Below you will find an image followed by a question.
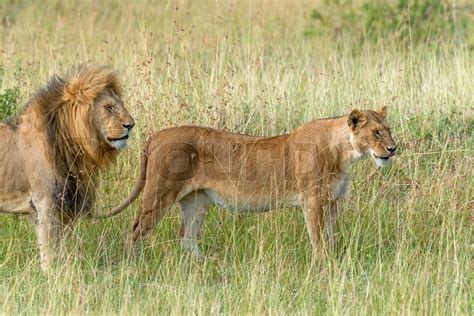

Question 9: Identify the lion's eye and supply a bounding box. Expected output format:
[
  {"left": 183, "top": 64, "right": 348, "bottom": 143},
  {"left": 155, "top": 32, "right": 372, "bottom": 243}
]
[
  {"left": 374, "top": 130, "right": 381, "bottom": 138},
  {"left": 105, "top": 105, "right": 114, "bottom": 113}
]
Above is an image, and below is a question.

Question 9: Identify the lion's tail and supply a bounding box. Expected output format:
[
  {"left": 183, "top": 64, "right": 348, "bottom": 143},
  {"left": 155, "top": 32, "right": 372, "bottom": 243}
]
[{"left": 93, "top": 139, "right": 150, "bottom": 219}]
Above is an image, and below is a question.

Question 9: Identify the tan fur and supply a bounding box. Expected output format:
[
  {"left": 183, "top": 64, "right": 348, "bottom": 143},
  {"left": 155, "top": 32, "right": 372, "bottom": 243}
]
[
  {"left": 107, "top": 108, "right": 396, "bottom": 257},
  {"left": 0, "top": 65, "right": 135, "bottom": 270}
]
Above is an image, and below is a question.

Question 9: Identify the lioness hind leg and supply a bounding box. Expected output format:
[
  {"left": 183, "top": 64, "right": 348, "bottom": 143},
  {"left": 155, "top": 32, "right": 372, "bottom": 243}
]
[
  {"left": 179, "top": 190, "right": 211, "bottom": 259},
  {"left": 130, "top": 185, "right": 177, "bottom": 254}
]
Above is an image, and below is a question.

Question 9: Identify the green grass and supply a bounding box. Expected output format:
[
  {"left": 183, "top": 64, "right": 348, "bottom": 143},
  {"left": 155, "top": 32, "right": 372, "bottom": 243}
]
[{"left": 0, "top": 0, "right": 473, "bottom": 314}]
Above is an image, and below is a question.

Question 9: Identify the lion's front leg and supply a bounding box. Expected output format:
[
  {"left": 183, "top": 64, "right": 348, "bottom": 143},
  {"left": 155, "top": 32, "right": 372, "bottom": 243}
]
[{"left": 31, "top": 196, "right": 62, "bottom": 271}]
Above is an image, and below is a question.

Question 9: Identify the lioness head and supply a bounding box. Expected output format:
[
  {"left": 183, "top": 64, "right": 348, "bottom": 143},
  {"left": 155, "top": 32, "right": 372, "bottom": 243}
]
[
  {"left": 348, "top": 107, "right": 397, "bottom": 167},
  {"left": 92, "top": 87, "right": 135, "bottom": 150}
]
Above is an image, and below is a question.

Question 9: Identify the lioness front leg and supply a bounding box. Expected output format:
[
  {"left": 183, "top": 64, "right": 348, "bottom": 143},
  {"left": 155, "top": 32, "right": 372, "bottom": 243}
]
[
  {"left": 326, "top": 200, "right": 338, "bottom": 250},
  {"left": 31, "top": 196, "right": 61, "bottom": 271},
  {"left": 303, "top": 196, "right": 325, "bottom": 252}
]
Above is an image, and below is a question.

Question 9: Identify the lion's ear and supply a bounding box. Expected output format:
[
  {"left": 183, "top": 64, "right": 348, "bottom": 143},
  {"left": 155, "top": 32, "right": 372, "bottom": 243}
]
[
  {"left": 377, "top": 106, "right": 388, "bottom": 118},
  {"left": 64, "top": 80, "right": 93, "bottom": 105},
  {"left": 64, "top": 80, "right": 81, "bottom": 104},
  {"left": 348, "top": 109, "right": 367, "bottom": 129}
]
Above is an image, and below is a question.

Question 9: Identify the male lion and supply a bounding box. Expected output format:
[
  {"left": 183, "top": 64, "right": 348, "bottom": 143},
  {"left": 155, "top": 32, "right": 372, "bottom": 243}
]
[
  {"left": 0, "top": 65, "right": 135, "bottom": 270},
  {"left": 105, "top": 107, "right": 396, "bottom": 257}
]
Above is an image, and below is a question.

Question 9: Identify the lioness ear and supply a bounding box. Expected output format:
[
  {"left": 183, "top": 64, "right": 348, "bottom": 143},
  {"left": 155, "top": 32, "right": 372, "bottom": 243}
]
[
  {"left": 348, "top": 109, "right": 367, "bottom": 129},
  {"left": 377, "top": 106, "right": 388, "bottom": 118}
]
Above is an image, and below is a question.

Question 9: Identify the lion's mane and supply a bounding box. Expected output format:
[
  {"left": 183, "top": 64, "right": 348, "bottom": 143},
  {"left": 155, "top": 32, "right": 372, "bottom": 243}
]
[{"left": 11, "top": 65, "right": 123, "bottom": 215}]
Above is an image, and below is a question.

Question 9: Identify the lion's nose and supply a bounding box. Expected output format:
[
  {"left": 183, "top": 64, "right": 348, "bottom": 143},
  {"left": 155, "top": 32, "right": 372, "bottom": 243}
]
[
  {"left": 386, "top": 146, "right": 397, "bottom": 153},
  {"left": 123, "top": 122, "right": 135, "bottom": 131}
]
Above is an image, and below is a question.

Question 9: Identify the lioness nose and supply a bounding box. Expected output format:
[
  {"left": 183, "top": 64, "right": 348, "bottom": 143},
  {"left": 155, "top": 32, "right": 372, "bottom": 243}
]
[
  {"left": 386, "top": 146, "right": 397, "bottom": 153},
  {"left": 123, "top": 123, "right": 135, "bottom": 131}
]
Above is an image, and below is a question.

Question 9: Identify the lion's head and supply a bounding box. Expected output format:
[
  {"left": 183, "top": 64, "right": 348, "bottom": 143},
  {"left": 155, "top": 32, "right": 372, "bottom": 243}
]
[
  {"left": 348, "top": 107, "right": 397, "bottom": 167},
  {"left": 87, "top": 83, "right": 135, "bottom": 151},
  {"left": 32, "top": 65, "right": 135, "bottom": 168},
  {"left": 25, "top": 65, "right": 135, "bottom": 214},
  {"left": 61, "top": 65, "right": 135, "bottom": 155}
]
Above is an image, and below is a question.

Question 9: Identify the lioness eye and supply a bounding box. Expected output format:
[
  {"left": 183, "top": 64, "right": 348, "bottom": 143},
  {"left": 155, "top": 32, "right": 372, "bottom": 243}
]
[
  {"left": 106, "top": 105, "right": 114, "bottom": 113},
  {"left": 374, "top": 130, "right": 381, "bottom": 138}
]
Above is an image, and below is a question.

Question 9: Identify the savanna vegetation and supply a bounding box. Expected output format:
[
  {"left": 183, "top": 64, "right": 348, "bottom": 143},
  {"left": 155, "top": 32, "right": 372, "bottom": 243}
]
[{"left": 0, "top": 0, "right": 472, "bottom": 314}]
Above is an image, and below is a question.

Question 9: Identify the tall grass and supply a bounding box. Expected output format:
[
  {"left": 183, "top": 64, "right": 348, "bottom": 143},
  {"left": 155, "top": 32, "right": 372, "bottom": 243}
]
[{"left": 0, "top": 0, "right": 472, "bottom": 314}]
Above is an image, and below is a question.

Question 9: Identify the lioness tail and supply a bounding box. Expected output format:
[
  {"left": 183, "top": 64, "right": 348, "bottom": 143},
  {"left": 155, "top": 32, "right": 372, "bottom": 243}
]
[{"left": 93, "top": 139, "right": 149, "bottom": 219}]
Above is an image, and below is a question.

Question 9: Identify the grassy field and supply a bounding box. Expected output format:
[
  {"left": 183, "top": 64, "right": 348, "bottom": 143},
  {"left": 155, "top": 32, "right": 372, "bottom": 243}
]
[{"left": 0, "top": 0, "right": 473, "bottom": 314}]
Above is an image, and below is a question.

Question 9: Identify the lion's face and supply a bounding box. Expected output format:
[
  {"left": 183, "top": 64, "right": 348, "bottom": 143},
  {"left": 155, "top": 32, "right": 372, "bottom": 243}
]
[
  {"left": 92, "top": 87, "right": 135, "bottom": 150},
  {"left": 348, "top": 107, "right": 397, "bottom": 167}
]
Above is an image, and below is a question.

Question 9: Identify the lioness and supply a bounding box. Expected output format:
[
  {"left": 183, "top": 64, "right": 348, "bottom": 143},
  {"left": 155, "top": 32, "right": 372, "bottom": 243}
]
[
  {"left": 0, "top": 65, "right": 135, "bottom": 270},
  {"left": 105, "top": 108, "right": 396, "bottom": 257}
]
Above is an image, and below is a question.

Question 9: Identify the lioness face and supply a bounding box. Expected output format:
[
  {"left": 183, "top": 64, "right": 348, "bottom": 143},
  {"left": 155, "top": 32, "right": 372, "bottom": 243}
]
[
  {"left": 348, "top": 107, "right": 397, "bottom": 167},
  {"left": 93, "top": 87, "right": 135, "bottom": 150}
]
